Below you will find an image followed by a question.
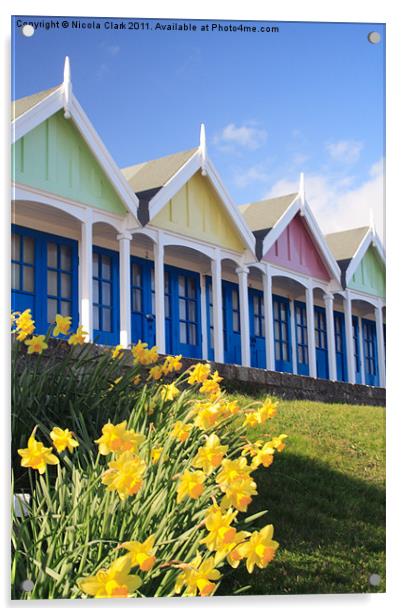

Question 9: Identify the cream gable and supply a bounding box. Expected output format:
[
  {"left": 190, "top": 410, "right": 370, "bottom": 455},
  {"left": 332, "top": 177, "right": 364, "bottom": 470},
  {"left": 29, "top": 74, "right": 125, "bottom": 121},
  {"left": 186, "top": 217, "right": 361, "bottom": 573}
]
[{"left": 152, "top": 171, "right": 246, "bottom": 252}]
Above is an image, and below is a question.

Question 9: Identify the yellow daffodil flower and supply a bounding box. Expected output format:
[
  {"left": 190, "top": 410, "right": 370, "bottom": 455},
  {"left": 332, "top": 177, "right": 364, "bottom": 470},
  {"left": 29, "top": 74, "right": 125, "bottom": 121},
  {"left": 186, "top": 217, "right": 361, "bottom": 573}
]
[
  {"left": 269, "top": 434, "right": 288, "bottom": 452},
  {"left": 174, "top": 553, "right": 221, "bottom": 597},
  {"left": 50, "top": 427, "right": 79, "bottom": 453},
  {"left": 53, "top": 314, "right": 72, "bottom": 337},
  {"left": 95, "top": 420, "right": 145, "bottom": 455},
  {"left": 220, "top": 477, "right": 258, "bottom": 512},
  {"left": 131, "top": 340, "right": 158, "bottom": 365},
  {"left": 176, "top": 469, "right": 205, "bottom": 503},
  {"left": 18, "top": 428, "right": 59, "bottom": 474},
  {"left": 192, "top": 434, "right": 228, "bottom": 475},
  {"left": 187, "top": 363, "right": 211, "bottom": 384},
  {"left": 14, "top": 309, "right": 35, "bottom": 341},
  {"left": 162, "top": 355, "right": 182, "bottom": 375},
  {"left": 192, "top": 400, "right": 223, "bottom": 431},
  {"left": 257, "top": 398, "right": 278, "bottom": 422},
  {"left": 68, "top": 325, "right": 88, "bottom": 346},
  {"left": 132, "top": 375, "right": 142, "bottom": 385},
  {"left": 250, "top": 443, "right": 275, "bottom": 469},
  {"left": 171, "top": 421, "right": 192, "bottom": 443},
  {"left": 101, "top": 451, "right": 146, "bottom": 500},
  {"left": 200, "top": 503, "right": 238, "bottom": 552},
  {"left": 236, "top": 524, "right": 279, "bottom": 573},
  {"left": 24, "top": 335, "right": 48, "bottom": 354},
  {"left": 120, "top": 534, "right": 156, "bottom": 571},
  {"left": 77, "top": 554, "right": 142, "bottom": 598},
  {"left": 242, "top": 411, "right": 259, "bottom": 428},
  {"left": 111, "top": 344, "right": 124, "bottom": 360},
  {"left": 216, "top": 457, "right": 252, "bottom": 488},
  {"left": 151, "top": 447, "right": 163, "bottom": 463},
  {"left": 148, "top": 365, "right": 163, "bottom": 381},
  {"left": 160, "top": 383, "right": 180, "bottom": 401}
]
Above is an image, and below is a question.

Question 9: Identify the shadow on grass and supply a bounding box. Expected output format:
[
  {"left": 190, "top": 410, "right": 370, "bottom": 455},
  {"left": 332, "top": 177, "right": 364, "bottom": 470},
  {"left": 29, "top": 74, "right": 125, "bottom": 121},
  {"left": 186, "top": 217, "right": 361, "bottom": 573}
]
[{"left": 217, "top": 451, "right": 386, "bottom": 596}]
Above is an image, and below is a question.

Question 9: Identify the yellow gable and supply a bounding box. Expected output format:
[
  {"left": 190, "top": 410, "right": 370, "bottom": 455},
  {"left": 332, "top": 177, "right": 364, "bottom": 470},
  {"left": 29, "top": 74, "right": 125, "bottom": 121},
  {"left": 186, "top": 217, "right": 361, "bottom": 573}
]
[{"left": 152, "top": 171, "right": 246, "bottom": 252}]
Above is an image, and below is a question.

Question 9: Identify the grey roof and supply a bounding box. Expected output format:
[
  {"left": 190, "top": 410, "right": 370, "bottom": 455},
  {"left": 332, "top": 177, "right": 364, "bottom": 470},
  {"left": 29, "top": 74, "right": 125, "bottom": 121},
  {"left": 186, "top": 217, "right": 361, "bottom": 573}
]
[
  {"left": 239, "top": 193, "right": 298, "bottom": 232},
  {"left": 12, "top": 85, "right": 60, "bottom": 121},
  {"left": 121, "top": 147, "right": 198, "bottom": 195},
  {"left": 325, "top": 226, "right": 369, "bottom": 261}
]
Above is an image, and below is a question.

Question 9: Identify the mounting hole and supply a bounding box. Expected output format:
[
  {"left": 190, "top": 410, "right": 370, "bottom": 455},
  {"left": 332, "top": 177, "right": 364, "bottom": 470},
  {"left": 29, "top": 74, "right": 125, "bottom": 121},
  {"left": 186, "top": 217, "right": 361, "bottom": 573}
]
[
  {"left": 22, "top": 24, "right": 35, "bottom": 37},
  {"left": 368, "top": 31, "right": 381, "bottom": 44},
  {"left": 21, "top": 579, "right": 34, "bottom": 592},
  {"left": 369, "top": 573, "right": 381, "bottom": 586}
]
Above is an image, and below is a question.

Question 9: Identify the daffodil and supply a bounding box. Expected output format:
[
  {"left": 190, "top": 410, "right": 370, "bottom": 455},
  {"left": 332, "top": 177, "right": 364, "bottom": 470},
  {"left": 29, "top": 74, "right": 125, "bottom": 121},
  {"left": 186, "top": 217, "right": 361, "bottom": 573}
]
[
  {"left": 236, "top": 524, "right": 279, "bottom": 573},
  {"left": 68, "top": 325, "right": 88, "bottom": 346},
  {"left": 148, "top": 365, "right": 163, "bottom": 381},
  {"left": 216, "top": 457, "right": 252, "bottom": 488},
  {"left": 101, "top": 451, "right": 146, "bottom": 500},
  {"left": 176, "top": 469, "right": 205, "bottom": 503},
  {"left": 50, "top": 427, "right": 79, "bottom": 453},
  {"left": 171, "top": 421, "right": 192, "bottom": 443},
  {"left": 131, "top": 341, "right": 158, "bottom": 365},
  {"left": 220, "top": 477, "right": 257, "bottom": 512},
  {"left": 151, "top": 447, "right": 163, "bottom": 463},
  {"left": 250, "top": 443, "right": 275, "bottom": 469},
  {"left": 200, "top": 503, "right": 238, "bottom": 552},
  {"left": 18, "top": 428, "right": 59, "bottom": 474},
  {"left": 95, "top": 421, "right": 145, "bottom": 455},
  {"left": 187, "top": 363, "right": 211, "bottom": 384},
  {"left": 53, "top": 314, "right": 72, "bottom": 337},
  {"left": 77, "top": 555, "right": 142, "bottom": 598},
  {"left": 257, "top": 398, "right": 278, "bottom": 422},
  {"left": 174, "top": 553, "right": 221, "bottom": 597},
  {"left": 24, "top": 335, "right": 48, "bottom": 355},
  {"left": 120, "top": 534, "right": 156, "bottom": 571},
  {"left": 162, "top": 355, "right": 182, "bottom": 375},
  {"left": 199, "top": 371, "right": 223, "bottom": 398},
  {"left": 160, "top": 383, "right": 180, "bottom": 401},
  {"left": 132, "top": 375, "right": 142, "bottom": 385},
  {"left": 192, "top": 400, "right": 223, "bottom": 431},
  {"left": 111, "top": 344, "right": 124, "bottom": 360},
  {"left": 269, "top": 434, "right": 288, "bottom": 452},
  {"left": 192, "top": 434, "right": 228, "bottom": 475},
  {"left": 242, "top": 411, "right": 259, "bottom": 428},
  {"left": 14, "top": 309, "right": 35, "bottom": 341}
]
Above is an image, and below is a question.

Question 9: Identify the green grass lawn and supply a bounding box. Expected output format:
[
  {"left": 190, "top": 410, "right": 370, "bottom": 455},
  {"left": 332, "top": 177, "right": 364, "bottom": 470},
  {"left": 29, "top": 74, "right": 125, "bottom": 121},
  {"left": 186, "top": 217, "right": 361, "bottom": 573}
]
[{"left": 218, "top": 396, "right": 386, "bottom": 596}]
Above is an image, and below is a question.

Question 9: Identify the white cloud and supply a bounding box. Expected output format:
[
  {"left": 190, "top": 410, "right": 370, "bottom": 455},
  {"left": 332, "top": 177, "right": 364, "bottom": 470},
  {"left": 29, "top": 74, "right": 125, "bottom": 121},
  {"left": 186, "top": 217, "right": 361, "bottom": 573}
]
[
  {"left": 326, "top": 140, "right": 364, "bottom": 165},
  {"left": 234, "top": 165, "right": 270, "bottom": 188},
  {"left": 214, "top": 122, "right": 267, "bottom": 151},
  {"left": 264, "top": 159, "right": 385, "bottom": 243}
]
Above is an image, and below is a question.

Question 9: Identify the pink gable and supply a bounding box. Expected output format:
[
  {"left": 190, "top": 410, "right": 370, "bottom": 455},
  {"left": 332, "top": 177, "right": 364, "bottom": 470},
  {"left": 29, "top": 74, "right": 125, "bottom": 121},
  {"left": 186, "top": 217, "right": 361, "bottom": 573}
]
[{"left": 263, "top": 213, "right": 330, "bottom": 281}]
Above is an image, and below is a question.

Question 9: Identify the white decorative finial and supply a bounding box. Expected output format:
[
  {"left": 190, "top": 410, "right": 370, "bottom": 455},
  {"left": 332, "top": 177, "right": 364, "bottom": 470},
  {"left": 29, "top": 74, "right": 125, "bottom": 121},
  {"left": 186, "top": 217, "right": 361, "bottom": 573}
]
[
  {"left": 63, "top": 56, "right": 72, "bottom": 119},
  {"left": 299, "top": 171, "right": 305, "bottom": 213},
  {"left": 200, "top": 123, "right": 207, "bottom": 176},
  {"left": 369, "top": 208, "right": 375, "bottom": 231}
]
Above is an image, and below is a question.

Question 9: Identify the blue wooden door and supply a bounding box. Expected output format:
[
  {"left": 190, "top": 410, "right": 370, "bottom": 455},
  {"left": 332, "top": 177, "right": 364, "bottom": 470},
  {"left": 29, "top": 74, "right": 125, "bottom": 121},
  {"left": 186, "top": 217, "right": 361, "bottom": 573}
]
[
  {"left": 362, "top": 318, "right": 379, "bottom": 386},
  {"left": 352, "top": 316, "right": 362, "bottom": 384},
  {"left": 294, "top": 300, "right": 309, "bottom": 375},
  {"left": 92, "top": 246, "right": 119, "bottom": 346},
  {"left": 205, "top": 278, "right": 242, "bottom": 364},
  {"left": 11, "top": 225, "right": 78, "bottom": 335},
  {"left": 249, "top": 288, "right": 266, "bottom": 368},
  {"left": 222, "top": 280, "right": 242, "bottom": 365},
  {"left": 205, "top": 276, "right": 215, "bottom": 361},
  {"left": 130, "top": 256, "right": 155, "bottom": 347},
  {"left": 314, "top": 306, "right": 329, "bottom": 379},
  {"left": 273, "top": 295, "right": 292, "bottom": 373},
  {"left": 334, "top": 311, "right": 348, "bottom": 382},
  {"left": 165, "top": 265, "right": 202, "bottom": 359}
]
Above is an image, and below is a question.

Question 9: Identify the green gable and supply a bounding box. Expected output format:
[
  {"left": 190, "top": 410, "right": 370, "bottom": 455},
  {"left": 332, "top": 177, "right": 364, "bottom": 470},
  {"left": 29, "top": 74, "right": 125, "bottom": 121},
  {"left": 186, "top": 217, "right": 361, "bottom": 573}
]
[
  {"left": 349, "top": 245, "right": 385, "bottom": 298},
  {"left": 12, "top": 110, "right": 127, "bottom": 215}
]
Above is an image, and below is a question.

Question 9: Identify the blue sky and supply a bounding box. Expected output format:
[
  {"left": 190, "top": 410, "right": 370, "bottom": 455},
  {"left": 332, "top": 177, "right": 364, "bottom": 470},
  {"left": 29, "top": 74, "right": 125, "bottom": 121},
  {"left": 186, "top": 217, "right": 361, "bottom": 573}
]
[{"left": 12, "top": 16, "right": 385, "bottom": 238}]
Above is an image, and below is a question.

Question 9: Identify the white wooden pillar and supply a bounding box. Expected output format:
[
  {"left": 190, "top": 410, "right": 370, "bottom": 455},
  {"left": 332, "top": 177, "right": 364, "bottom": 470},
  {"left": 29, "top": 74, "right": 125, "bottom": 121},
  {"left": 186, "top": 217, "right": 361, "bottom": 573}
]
[
  {"left": 79, "top": 213, "right": 93, "bottom": 341},
  {"left": 117, "top": 232, "right": 132, "bottom": 348},
  {"left": 200, "top": 273, "right": 209, "bottom": 360},
  {"left": 236, "top": 266, "right": 250, "bottom": 367},
  {"left": 358, "top": 316, "right": 366, "bottom": 385},
  {"left": 211, "top": 250, "right": 224, "bottom": 363},
  {"left": 343, "top": 292, "right": 356, "bottom": 384},
  {"left": 263, "top": 265, "right": 275, "bottom": 370},
  {"left": 375, "top": 305, "right": 386, "bottom": 387},
  {"left": 306, "top": 285, "right": 317, "bottom": 378},
  {"left": 289, "top": 299, "right": 298, "bottom": 374},
  {"left": 153, "top": 236, "right": 165, "bottom": 354},
  {"left": 324, "top": 293, "right": 337, "bottom": 381}
]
